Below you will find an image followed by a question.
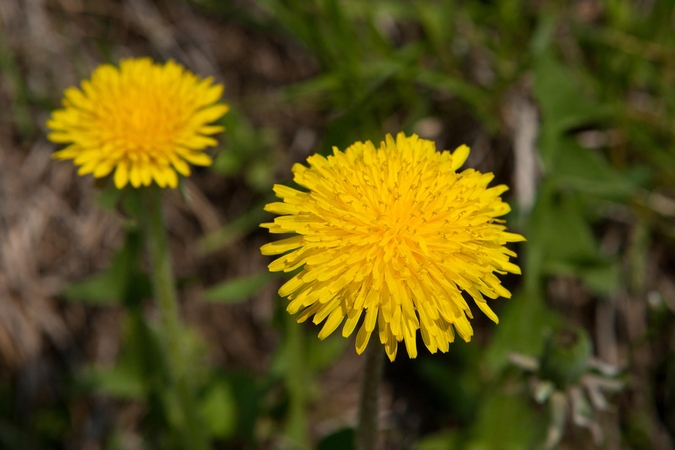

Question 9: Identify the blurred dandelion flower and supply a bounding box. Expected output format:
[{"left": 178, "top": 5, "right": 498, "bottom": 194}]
[
  {"left": 261, "top": 132, "right": 524, "bottom": 361},
  {"left": 47, "top": 57, "right": 229, "bottom": 189}
]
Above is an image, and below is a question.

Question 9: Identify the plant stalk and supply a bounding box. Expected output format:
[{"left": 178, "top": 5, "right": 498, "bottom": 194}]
[
  {"left": 284, "top": 312, "right": 309, "bottom": 448},
  {"left": 356, "top": 339, "right": 384, "bottom": 450},
  {"left": 141, "top": 187, "right": 209, "bottom": 450}
]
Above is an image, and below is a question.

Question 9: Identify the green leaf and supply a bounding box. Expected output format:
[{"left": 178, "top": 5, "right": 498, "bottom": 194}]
[
  {"left": 60, "top": 271, "right": 125, "bottom": 306},
  {"left": 549, "top": 138, "right": 636, "bottom": 200},
  {"left": 283, "top": 73, "right": 341, "bottom": 101},
  {"left": 96, "top": 184, "right": 124, "bottom": 210},
  {"left": 530, "top": 12, "right": 557, "bottom": 56},
  {"left": 201, "top": 381, "right": 237, "bottom": 439},
  {"left": 580, "top": 262, "right": 621, "bottom": 296},
  {"left": 104, "top": 431, "right": 127, "bottom": 450},
  {"left": 416, "top": 1, "right": 456, "bottom": 57},
  {"left": 415, "top": 431, "right": 459, "bottom": 450},
  {"left": 61, "top": 229, "right": 150, "bottom": 305},
  {"left": 199, "top": 202, "right": 272, "bottom": 255},
  {"left": 79, "top": 364, "right": 145, "bottom": 399},
  {"left": 76, "top": 311, "right": 168, "bottom": 402},
  {"left": 245, "top": 160, "right": 275, "bottom": 192},
  {"left": 534, "top": 53, "right": 610, "bottom": 133},
  {"left": 533, "top": 53, "right": 613, "bottom": 167},
  {"left": 205, "top": 272, "right": 277, "bottom": 303},
  {"left": 279, "top": 313, "right": 310, "bottom": 447},
  {"left": 534, "top": 191, "right": 602, "bottom": 266},
  {"left": 32, "top": 407, "right": 70, "bottom": 442},
  {"left": 211, "top": 107, "right": 277, "bottom": 181},
  {"left": 306, "top": 331, "right": 349, "bottom": 372},
  {"left": 533, "top": 188, "right": 624, "bottom": 294},
  {"left": 414, "top": 69, "right": 497, "bottom": 131},
  {"left": 415, "top": 69, "right": 488, "bottom": 107},
  {"left": 416, "top": 350, "right": 481, "bottom": 423},
  {"left": 463, "top": 392, "right": 545, "bottom": 450},
  {"left": 227, "top": 371, "right": 267, "bottom": 444},
  {"left": 212, "top": 150, "right": 241, "bottom": 175},
  {"left": 485, "top": 292, "right": 561, "bottom": 373}
]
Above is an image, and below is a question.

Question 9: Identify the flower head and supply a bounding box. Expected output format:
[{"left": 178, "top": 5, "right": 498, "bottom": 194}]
[
  {"left": 47, "top": 57, "right": 229, "bottom": 189},
  {"left": 261, "top": 133, "right": 524, "bottom": 361}
]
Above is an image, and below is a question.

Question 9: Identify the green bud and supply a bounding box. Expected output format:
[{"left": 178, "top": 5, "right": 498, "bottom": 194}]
[{"left": 538, "top": 326, "right": 592, "bottom": 389}]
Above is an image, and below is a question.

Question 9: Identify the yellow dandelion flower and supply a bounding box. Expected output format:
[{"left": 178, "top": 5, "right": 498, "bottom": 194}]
[
  {"left": 261, "top": 132, "right": 525, "bottom": 361},
  {"left": 47, "top": 57, "right": 229, "bottom": 189}
]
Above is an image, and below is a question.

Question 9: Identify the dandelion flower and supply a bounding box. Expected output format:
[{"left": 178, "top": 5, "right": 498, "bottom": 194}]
[
  {"left": 47, "top": 57, "right": 229, "bottom": 189},
  {"left": 261, "top": 133, "right": 524, "bottom": 361}
]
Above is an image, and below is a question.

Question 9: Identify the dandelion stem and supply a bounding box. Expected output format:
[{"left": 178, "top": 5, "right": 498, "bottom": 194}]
[
  {"left": 284, "top": 312, "right": 309, "bottom": 448},
  {"left": 141, "top": 187, "right": 209, "bottom": 450},
  {"left": 356, "top": 339, "right": 384, "bottom": 450}
]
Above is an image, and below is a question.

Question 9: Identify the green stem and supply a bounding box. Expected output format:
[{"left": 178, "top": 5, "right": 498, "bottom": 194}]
[
  {"left": 141, "top": 187, "right": 209, "bottom": 450},
  {"left": 284, "top": 313, "right": 309, "bottom": 448},
  {"left": 356, "top": 340, "right": 384, "bottom": 450}
]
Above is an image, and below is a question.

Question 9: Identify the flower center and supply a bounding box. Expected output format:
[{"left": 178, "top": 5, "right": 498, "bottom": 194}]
[
  {"left": 376, "top": 211, "right": 413, "bottom": 246},
  {"left": 99, "top": 90, "right": 183, "bottom": 157}
]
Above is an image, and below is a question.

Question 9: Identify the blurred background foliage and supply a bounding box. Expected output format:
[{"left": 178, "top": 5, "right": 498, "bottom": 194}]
[{"left": 0, "top": 0, "right": 674, "bottom": 449}]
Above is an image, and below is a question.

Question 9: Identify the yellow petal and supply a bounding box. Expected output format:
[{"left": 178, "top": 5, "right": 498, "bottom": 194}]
[
  {"left": 199, "top": 125, "right": 225, "bottom": 135},
  {"left": 151, "top": 165, "right": 167, "bottom": 188},
  {"left": 384, "top": 333, "right": 398, "bottom": 362},
  {"left": 260, "top": 236, "right": 304, "bottom": 256},
  {"left": 475, "top": 300, "right": 499, "bottom": 324},
  {"left": 278, "top": 273, "right": 305, "bottom": 297},
  {"left": 114, "top": 161, "right": 129, "bottom": 189},
  {"left": 502, "top": 232, "right": 526, "bottom": 242},
  {"left": 129, "top": 164, "right": 142, "bottom": 188},
  {"left": 342, "top": 308, "right": 363, "bottom": 338},
  {"left": 163, "top": 166, "right": 178, "bottom": 188},
  {"left": 355, "top": 324, "right": 372, "bottom": 355},
  {"left": 317, "top": 303, "right": 345, "bottom": 339},
  {"left": 180, "top": 151, "right": 212, "bottom": 166},
  {"left": 140, "top": 164, "right": 152, "bottom": 186},
  {"left": 47, "top": 132, "right": 74, "bottom": 144},
  {"left": 264, "top": 202, "right": 298, "bottom": 215},
  {"left": 52, "top": 146, "right": 79, "bottom": 160},
  {"left": 191, "top": 104, "right": 230, "bottom": 125},
  {"left": 181, "top": 135, "right": 218, "bottom": 150},
  {"left": 93, "top": 162, "right": 115, "bottom": 178},
  {"left": 170, "top": 156, "right": 191, "bottom": 176},
  {"left": 451, "top": 144, "right": 470, "bottom": 171}
]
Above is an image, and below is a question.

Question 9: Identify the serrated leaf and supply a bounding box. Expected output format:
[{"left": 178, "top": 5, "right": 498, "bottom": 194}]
[
  {"left": 534, "top": 53, "right": 614, "bottom": 167},
  {"left": 534, "top": 53, "right": 611, "bottom": 134},
  {"left": 550, "top": 138, "right": 636, "bottom": 200},
  {"left": 535, "top": 192, "right": 603, "bottom": 266}
]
